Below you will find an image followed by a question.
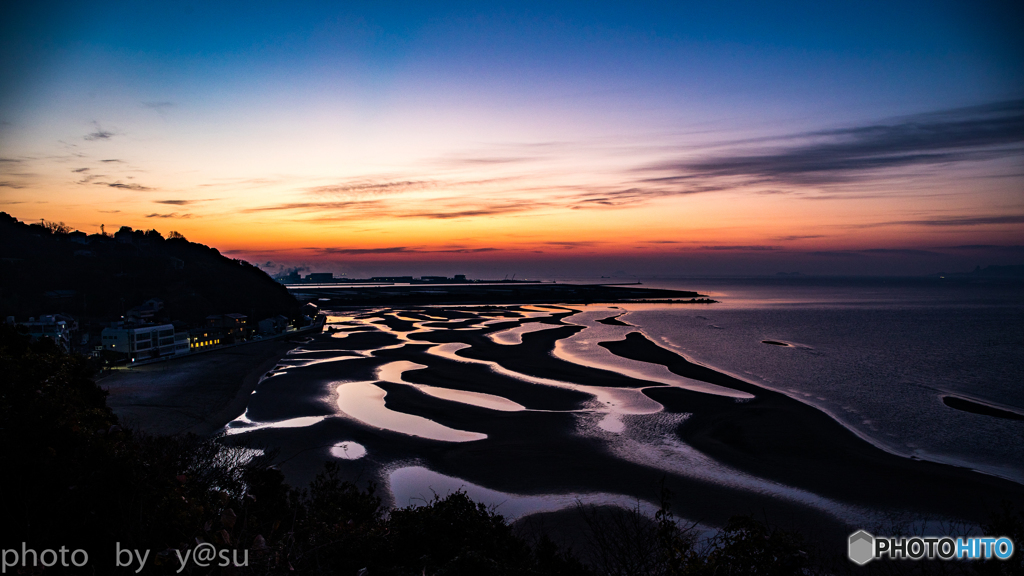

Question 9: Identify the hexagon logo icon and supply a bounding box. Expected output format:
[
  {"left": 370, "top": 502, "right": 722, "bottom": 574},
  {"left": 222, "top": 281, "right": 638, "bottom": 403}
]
[{"left": 848, "top": 530, "right": 875, "bottom": 565}]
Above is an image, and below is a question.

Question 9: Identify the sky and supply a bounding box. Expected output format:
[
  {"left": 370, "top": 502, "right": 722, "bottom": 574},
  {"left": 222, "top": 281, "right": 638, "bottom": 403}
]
[{"left": 1, "top": 1, "right": 1022, "bottom": 278}]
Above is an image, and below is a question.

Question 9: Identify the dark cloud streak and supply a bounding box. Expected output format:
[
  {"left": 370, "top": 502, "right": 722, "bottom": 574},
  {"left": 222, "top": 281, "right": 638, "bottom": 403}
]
[
  {"left": 98, "top": 181, "right": 152, "bottom": 191},
  {"left": 84, "top": 121, "right": 115, "bottom": 141},
  {"left": 155, "top": 199, "right": 216, "bottom": 206},
  {"left": 700, "top": 245, "right": 779, "bottom": 251},
  {"left": 315, "top": 246, "right": 500, "bottom": 255},
  {"left": 900, "top": 215, "right": 1024, "bottom": 227},
  {"left": 145, "top": 213, "right": 192, "bottom": 219},
  {"left": 775, "top": 235, "right": 826, "bottom": 241},
  {"left": 645, "top": 99, "right": 1024, "bottom": 187}
]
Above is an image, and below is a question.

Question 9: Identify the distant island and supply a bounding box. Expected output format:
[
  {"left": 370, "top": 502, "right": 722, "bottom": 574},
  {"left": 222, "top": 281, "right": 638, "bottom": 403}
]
[{"left": 289, "top": 281, "right": 715, "bottom": 306}]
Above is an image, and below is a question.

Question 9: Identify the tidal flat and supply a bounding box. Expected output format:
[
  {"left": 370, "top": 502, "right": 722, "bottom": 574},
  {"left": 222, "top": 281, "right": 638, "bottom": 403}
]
[{"left": 214, "top": 304, "right": 1024, "bottom": 544}]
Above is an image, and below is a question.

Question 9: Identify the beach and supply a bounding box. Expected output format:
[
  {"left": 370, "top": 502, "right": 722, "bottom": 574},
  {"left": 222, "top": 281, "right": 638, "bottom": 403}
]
[{"left": 155, "top": 302, "right": 1021, "bottom": 548}]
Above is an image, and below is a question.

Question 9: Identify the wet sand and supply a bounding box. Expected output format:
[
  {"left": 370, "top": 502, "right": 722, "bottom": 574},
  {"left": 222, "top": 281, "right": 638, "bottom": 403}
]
[
  {"left": 942, "top": 395, "right": 1024, "bottom": 421},
  {"left": 603, "top": 332, "right": 1024, "bottom": 526},
  {"left": 596, "top": 314, "right": 631, "bottom": 326},
  {"left": 215, "top": 308, "right": 1023, "bottom": 551},
  {"left": 108, "top": 305, "right": 1022, "bottom": 552}
]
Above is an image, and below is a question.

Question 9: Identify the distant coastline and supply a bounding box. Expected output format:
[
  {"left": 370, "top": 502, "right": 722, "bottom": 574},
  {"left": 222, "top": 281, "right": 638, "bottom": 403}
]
[{"left": 287, "top": 281, "right": 714, "bottom": 306}]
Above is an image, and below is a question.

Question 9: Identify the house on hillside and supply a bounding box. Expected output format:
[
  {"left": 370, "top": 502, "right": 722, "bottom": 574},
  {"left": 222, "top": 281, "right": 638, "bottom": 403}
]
[
  {"left": 14, "top": 314, "right": 76, "bottom": 351},
  {"left": 206, "top": 313, "right": 249, "bottom": 342},
  {"left": 257, "top": 314, "right": 290, "bottom": 336},
  {"left": 126, "top": 298, "right": 164, "bottom": 323}
]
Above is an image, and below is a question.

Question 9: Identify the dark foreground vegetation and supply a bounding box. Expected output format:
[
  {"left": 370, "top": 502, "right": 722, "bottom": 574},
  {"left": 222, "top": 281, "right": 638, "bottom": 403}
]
[
  {"left": 3, "top": 324, "right": 1022, "bottom": 575},
  {"left": 0, "top": 213, "right": 297, "bottom": 324}
]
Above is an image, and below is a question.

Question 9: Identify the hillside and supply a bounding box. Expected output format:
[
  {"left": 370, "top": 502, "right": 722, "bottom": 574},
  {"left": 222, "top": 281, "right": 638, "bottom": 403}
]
[{"left": 0, "top": 213, "right": 298, "bottom": 324}]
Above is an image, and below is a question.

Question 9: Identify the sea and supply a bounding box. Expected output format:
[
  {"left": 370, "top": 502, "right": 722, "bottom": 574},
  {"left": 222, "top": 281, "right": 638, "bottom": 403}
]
[{"left": 557, "top": 275, "right": 1024, "bottom": 483}]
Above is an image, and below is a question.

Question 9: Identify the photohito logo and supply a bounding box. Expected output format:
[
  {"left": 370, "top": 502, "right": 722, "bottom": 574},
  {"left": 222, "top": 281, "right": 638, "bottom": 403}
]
[{"left": 848, "top": 530, "right": 1015, "bottom": 565}]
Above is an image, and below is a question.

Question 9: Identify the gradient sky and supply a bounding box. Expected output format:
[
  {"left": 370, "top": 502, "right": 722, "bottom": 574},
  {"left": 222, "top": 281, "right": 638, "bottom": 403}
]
[{"left": 2, "top": 1, "right": 1022, "bottom": 277}]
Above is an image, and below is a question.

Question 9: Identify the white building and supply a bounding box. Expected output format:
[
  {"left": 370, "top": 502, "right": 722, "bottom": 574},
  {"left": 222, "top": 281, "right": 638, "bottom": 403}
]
[
  {"left": 101, "top": 324, "right": 189, "bottom": 361},
  {"left": 16, "top": 314, "right": 75, "bottom": 351}
]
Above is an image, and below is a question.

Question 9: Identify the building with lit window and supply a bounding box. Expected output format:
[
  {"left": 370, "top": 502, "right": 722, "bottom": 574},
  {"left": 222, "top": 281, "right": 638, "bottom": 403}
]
[
  {"left": 205, "top": 313, "right": 249, "bottom": 342},
  {"left": 188, "top": 330, "right": 221, "bottom": 350}
]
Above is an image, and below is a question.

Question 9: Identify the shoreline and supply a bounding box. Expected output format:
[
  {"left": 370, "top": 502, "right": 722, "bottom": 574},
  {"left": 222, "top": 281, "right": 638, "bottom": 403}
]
[
  {"left": 601, "top": 332, "right": 1024, "bottom": 525},
  {"left": 292, "top": 282, "right": 708, "bottom": 307},
  {"left": 942, "top": 395, "right": 1024, "bottom": 421},
  {"left": 101, "top": 303, "right": 1022, "bottom": 548}
]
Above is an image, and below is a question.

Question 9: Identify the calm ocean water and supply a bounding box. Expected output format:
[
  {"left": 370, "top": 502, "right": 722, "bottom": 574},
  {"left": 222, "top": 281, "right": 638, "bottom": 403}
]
[{"left": 556, "top": 276, "right": 1024, "bottom": 482}]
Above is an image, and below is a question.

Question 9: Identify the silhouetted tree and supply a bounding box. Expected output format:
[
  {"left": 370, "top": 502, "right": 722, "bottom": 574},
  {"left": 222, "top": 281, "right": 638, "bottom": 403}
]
[{"left": 41, "top": 219, "right": 71, "bottom": 235}]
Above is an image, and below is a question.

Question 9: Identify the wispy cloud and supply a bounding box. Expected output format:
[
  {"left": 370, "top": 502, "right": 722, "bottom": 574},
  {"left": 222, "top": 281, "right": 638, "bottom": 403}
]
[
  {"left": 306, "top": 180, "right": 436, "bottom": 197},
  {"left": 809, "top": 250, "right": 865, "bottom": 258},
  {"left": 858, "top": 248, "right": 942, "bottom": 256},
  {"left": 851, "top": 214, "right": 1024, "bottom": 229},
  {"left": 144, "top": 101, "right": 1023, "bottom": 228},
  {"left": 142, "top": 101, "right": 174, "bottom": 112},
  {"left": 242, "top": 200, "right": 384, "bottom": 214},
  {"left": 97, "top": 181, "right": 153, "bottom": 191},
  {"left": 700, "top": 245, "right": 779, "bottom": 251},
  {"left": 433, "top": 154, "right": 540, "bottom": 168},
  {"left": 315, "top": 246, "right": 500, "bottom": 255},
  {"left": 810, "top": 248, "right": 944, "bottom": 257},
  {"left": 400, "top": 203, "right": 538, "bottom": 219},
  {"left": 84, "top": 122, "right": 115, "bottom": 141},
  {"left": 898, "top": 215, "right": 1024, "bottom": 227},
  {"left": 221, "top": 249, "right": 293, "bottom": 255},
  {"left": 155, "top": 199, "right": 215, "bottom": 206},
  {"left": 432, "top": 247, "right": 499, "bottom": 253},
  {"left": 316, "top": 246, "right": 412, "bottom": 255},
  {"left": 145, "top": 212, "right": 192, "bottom": 219},
  {"left": 198, "top": 177, "right": 281, "bottom": 188},
  {"left": 243, "top": 196, "right": 542, "bottom": 221},
  {"left": 72, "top": 167, "right": 89, "bottom": 173},
  {"left": 942, "top": 244, "right": 1024, "bottom": 251},
  {"left": 550, "top": 180, "right": 730, "bottom": 210},
  {"left": 642, "top": 99, "right": 1024, "bottom": 189},
  {"left": 0, "top": 181, "right": 24, "bottom": 189},
  {"left": 100, "top": 159, "right": 123, "bottom": 163},
  {"left": 541, "top": 240, "right": 603, "bottom": 248},
  {"left": 775, "top": 235, "right": 826, "bottom": 241}
]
